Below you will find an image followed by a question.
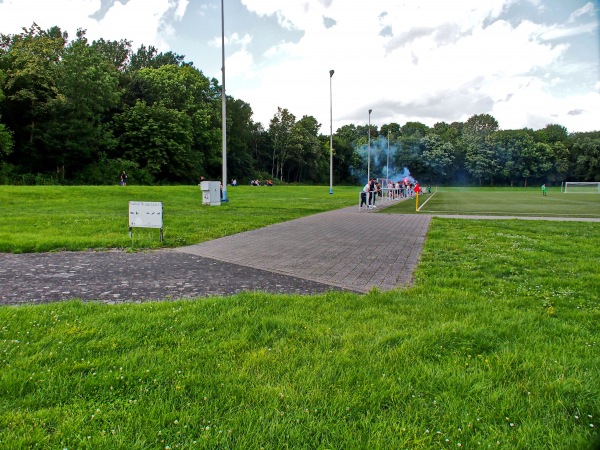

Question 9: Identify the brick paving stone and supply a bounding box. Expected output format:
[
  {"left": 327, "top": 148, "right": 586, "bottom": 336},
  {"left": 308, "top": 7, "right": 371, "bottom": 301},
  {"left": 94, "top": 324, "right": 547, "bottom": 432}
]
[
  {"left": 0, "top": 207, "right": 430, "bottom": 305},
  {"left": 1, "top": 204, "right": 442, "bottom": 306},
  {"left": 176, "top": 206, "right": 432, "bottom": 293},
  {"left": 1, "top": 250, "right": 347, "bottom": 306}
]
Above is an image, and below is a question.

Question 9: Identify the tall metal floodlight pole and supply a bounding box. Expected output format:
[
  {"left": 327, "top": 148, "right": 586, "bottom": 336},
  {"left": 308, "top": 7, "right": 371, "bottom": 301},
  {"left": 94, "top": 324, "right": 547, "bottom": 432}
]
[
  {"left": 386, "top": 129, "right": 390, "bottom": 182},
  {"left": 329, "top": 69, "right": 334, "bottom": 194},
  {"left": 367, "top": 109, "right": 372, "bottom": 182},
  {"left": 221, "top": 0, "right": 228, "bottom": 202}
]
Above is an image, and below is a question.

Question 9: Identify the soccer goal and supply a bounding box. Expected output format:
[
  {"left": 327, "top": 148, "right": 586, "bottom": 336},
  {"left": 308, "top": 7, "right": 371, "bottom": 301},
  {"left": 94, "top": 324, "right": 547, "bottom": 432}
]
[{"left": 562, "top": 181, "right": 600, "bottom": 193}]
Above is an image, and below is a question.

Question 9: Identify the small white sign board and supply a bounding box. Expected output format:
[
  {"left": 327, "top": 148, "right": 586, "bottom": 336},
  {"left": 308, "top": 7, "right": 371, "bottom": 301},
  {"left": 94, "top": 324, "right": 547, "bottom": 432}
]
[{"left": 128, "top": 201, "right": 163, "bottom": 240}]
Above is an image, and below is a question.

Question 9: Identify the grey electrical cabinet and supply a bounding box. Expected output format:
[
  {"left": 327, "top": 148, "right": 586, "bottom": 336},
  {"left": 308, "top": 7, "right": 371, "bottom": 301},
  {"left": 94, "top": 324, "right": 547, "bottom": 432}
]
[{"left": 200, "top": 181, "right": 221, "bottom": 206}]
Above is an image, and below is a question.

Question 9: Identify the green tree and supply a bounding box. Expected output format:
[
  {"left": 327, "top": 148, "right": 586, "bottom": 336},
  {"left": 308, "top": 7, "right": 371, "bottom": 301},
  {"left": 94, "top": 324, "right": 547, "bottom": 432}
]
[
  {"left": 331, "top": 134, "right": 360, "bottom": 185},
  {"left": 0, "top": 121, "right": 11, "bottom": 159},
  {"left": 534, "top": 124, "right": 568, "bottom": 144},
  {"left": 432, "top": 121, "right": 462, "bottom": 144},
  {"left": 287, "top": 115, "right": 322, "bottom": 182},
  {"left": 133, "top": 64, "right": 213, "bottom": 112},
  {"left": 391, "top": 122, "right": 431, "bottom": 180},
  {"left": 226, "top": 97, "right": 256, "bottom": 181},
  {"left": 91, "top": 37, "right": 132, "bottom": 71},
  {"left": 489, "top": 130, "right": 534, "bottom": 186},
  {"left": 517, "top": 141, "right": 552, "bottom": 186},
  {"left": 122, "top": 46, "right": 198, "bottom": 111},
  {"left": 41, "top": 30, "right": 121, "bottom": 179},
  {"left": 248, "top": 122, "right": 271, "bottom": 179},
  {"left": 0, "top": 24, "right": 66, "bottom": 172},
  {"left": 392, "top": 135, "right": 426, "bottom": 180},
  {"left": 336, "top": 124, "right": 361, "bottom": 147},
  {"left": 534, "top": 142, "right": 554, "bottom": 183},
  {"left": 0, "top": 70, "right": 13, "bottom": 159},
  {"left": 400, "top": 121, "right": 429, "bottom": 138},
  {"left": 122, "top": 63, "right": 222, "bottom": 180},
  {"left": 113, "top": 101, "right": 194, "bottom": 182},
  {"left": 462, "top": 114, "right": 499, "bottom": 185},
  {"left": 463, "top": 113, "right": 499, "bottom": 135},
  {"left": 420, "top": 134, "right": 455, "bottom": 181},
  {"left": 432, "top": 121, "right": 466, "bottom": 184},
  {"left": 269, "top": 107, "right": 296, "bottom": 181},
  {"left": 127, "top": 44, "right": 189, "bottom": 72},
  {"left": 573, "top": 136, "right": 600, "bottom": 181},
  {"left": 380, "top": 122, "right": 401, "bottom": 138},
  {"left": 548, "top": 141, "right": 570, "bottom": 184}
]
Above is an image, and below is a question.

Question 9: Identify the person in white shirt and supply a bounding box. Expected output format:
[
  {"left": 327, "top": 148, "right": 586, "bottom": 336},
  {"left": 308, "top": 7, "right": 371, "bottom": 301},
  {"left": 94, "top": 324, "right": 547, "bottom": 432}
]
[{"left": 360, "top": 182, "right": 370, "bottom": 208}]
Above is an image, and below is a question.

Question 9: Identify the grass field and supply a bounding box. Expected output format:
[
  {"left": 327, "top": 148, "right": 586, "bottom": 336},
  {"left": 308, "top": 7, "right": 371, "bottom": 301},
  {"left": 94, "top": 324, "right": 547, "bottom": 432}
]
[
  {"left": 3, "top": 185, "right": 599, "bottom": 254},
  {"left": 1, "top": 186, "right": 599, "bottom": 448},
  {"left": 384, "top": 187, "right": 600, "bottom": 218},
  {"left": 0, "top": 185, "right": 358, "bottom": 253}
]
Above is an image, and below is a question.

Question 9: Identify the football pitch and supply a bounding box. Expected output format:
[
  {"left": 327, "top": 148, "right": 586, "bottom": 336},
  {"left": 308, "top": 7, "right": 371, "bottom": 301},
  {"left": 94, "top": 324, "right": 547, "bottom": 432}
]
[{"left": 384, "top": 187, "right": 600, "bottom": 219}]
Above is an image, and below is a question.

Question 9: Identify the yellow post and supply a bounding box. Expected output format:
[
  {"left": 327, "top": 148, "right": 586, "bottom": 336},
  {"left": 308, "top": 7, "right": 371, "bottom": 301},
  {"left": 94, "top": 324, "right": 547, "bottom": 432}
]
[{"left": 415, "top": 192, "right": 419, "bottom": 211}]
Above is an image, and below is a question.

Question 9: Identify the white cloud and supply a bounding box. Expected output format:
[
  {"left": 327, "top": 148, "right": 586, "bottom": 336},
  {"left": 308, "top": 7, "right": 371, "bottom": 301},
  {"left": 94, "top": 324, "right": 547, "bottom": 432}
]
[
  {"left": 174, "top": 0, "right": 189, "bottom": 20},
  {"left": 492, "top": 82, "right": 600, "bottom": 131},
  {"left": 568, "top": 2, "right": 596, "bottom": 23},
  {"left": 225, "top": 0, "right": 598, "bottom": 132},
  {"left": 0, "top": 0, "right": 189, "bottom": 50},
  {"left": 210, "top": 32, "right": 253, "bottom": 49},
  {"left": 225, "top": 49, "right": 256, "bottom": 82},
  {"left": 240, "top": 0, "right": 328, "bottom": 30},
  {"left": 95, "top": 0, "right": 186, "bottom": 49},
  {"left": 540, "top": 21, "right": 598, "bottom": 40},
  {"left": 1, "top": 0, "right": 597, "bottom": 132},
  {"left": 0, "top": 0, "right": 100, "bottom": 37}
]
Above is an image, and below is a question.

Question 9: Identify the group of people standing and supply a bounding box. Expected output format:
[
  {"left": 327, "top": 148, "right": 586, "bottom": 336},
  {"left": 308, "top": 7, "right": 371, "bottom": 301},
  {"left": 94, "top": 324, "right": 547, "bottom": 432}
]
[
  {"left": 360, "top": 178, "right": 382, "bottom": 209},
  {"left": 387, "top": 180, "right": 421, "bottom": 199},
  {"left": 360, "top": 178, "right": 424, "bottom": 209}
]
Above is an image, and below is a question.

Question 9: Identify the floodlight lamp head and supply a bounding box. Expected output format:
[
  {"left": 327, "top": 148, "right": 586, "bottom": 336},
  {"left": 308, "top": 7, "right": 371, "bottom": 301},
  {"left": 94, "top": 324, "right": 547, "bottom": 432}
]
[
  {"left": 369, "top": 109, "right": 372, "bottom": 114},
  {"left": 329, "top": 69, "right": 335, "bottom": 77}
]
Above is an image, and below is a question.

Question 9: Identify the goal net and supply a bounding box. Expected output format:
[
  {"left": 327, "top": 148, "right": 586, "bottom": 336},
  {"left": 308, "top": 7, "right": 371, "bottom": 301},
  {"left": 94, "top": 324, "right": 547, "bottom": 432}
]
[{"left": 562, "top": 181, "right": 600, "bottom": 193}]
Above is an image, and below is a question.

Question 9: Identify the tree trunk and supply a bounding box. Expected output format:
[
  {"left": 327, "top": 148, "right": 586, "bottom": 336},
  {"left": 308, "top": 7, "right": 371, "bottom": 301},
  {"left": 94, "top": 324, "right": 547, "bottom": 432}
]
[
  {"left": 271, "top": 151, "right": 276, "bottom": 178},
  {"left": 30, "top": 99, "right": 35, "bottom": 143}
]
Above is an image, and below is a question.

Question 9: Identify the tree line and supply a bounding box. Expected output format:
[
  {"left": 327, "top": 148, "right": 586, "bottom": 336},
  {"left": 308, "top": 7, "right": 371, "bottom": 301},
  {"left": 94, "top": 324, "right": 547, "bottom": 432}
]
[{"left": 0, "top": 24, "right": 598, "bottom": 186}]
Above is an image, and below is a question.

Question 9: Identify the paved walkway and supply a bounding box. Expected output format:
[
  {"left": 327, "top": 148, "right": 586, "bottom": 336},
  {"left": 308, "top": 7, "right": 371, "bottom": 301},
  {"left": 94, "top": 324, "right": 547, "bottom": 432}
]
[
  {"left": 176, "top": 206, "right": 432, "bottom": 292},
  {"left": 0, "top": 205, "right": 431, "bottom": 305},
  {"left": 5, "top": 203, "right": 594, "bottom": 306}
]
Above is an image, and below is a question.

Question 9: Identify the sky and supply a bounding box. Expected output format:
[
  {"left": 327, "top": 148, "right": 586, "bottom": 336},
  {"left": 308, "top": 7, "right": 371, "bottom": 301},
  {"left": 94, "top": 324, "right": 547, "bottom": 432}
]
[{"left": 0, "top": 0, "right": 599, "bottom": 134}]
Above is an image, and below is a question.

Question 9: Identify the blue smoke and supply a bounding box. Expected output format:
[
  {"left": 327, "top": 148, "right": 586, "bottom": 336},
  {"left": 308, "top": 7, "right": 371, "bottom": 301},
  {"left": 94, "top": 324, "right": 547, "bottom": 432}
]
[{"left": 352, "top": 136, "right": 417, "bottom": 185}]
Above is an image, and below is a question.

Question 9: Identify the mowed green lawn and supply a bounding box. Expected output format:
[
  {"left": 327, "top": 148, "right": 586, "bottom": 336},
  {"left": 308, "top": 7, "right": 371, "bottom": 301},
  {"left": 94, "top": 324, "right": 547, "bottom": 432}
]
[
  {"left": 0, "top": 185, "right": 599, "bottom": 448},
  {"left": 0, "top": 185, "right": 358, "bottom": 253},
  {"left": 384, "top": 186, "right": 600, "bottom": 218},
  {"left": 2, "top": 186, "right": 597, "bottom": 254}
]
